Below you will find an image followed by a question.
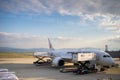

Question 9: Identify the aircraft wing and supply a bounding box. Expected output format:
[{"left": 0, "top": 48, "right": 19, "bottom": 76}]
[{"left": 33, "top": 52, "right": 50, "bottom": 57}]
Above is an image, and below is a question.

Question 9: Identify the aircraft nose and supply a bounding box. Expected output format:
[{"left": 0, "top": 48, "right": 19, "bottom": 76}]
[
  {"left": 109, "top": 59, "right": 115, "bottom": 65},
  {"left": 104, "top": 58, "right": 115, "bottom": 66},
  {"left": 111, "top": 59, "right": 115, "bottom": 65}
]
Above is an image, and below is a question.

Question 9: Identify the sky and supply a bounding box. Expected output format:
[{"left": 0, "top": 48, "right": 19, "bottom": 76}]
[{"left": 0, "top": 0, "right": 120, "bottom": 50}]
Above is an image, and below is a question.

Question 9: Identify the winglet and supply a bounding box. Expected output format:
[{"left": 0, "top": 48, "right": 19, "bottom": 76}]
[{"left": 48, "top": 38, "right": 54, "bottom": 50}]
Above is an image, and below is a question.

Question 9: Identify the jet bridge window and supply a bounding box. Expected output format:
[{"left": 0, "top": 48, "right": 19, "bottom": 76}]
[{"left": 103, "top": 55, "right": 111, "bottom": 57}]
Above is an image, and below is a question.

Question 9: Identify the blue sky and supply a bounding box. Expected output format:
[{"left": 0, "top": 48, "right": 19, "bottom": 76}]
[
  {"left": 0, "top": 11, "right": 99, "bottom": 37},
  {"left": 0, "top": 0, "right": 120, "bottom": 50}
]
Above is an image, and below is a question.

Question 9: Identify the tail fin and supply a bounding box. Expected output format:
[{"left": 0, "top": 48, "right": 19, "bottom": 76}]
[{"left": 48, "top": 38, "right": 54, "bottom": 51}]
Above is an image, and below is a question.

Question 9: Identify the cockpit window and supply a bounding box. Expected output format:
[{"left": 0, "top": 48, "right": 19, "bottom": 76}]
[{"left": 103, "top": 55, "right": 111, "bottom": 57}]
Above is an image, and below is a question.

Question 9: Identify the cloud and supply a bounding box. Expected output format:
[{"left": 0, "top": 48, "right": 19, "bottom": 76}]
[
  {"left": 0, "top": 0, "right": 120, "bottom": 49},
  {"left": 0, "top": 0, "right": 49, "bottom": 14},
  {"left": 98, "top": 15, "right": 120, "bottom": 33},
  {"left": 0, "top": 32, "right": 94, "bottom": 49},
  {"left": 102, "top": 35, "right": 120, "bottom": 50},
  {"left": 0, "top": 0, "right": 119, "bottom": 15},
  {"left": 0, "top": 32, "right": 119, "bottom": 50},
  {"left": 0, "top": 32, "right": 48, "bottom": 48},
  {"left": 107, "top": 35, "right": 120, "bottom": 43},
  {"left": 0, "top": 0, "right": 119, "bottom": 33}
]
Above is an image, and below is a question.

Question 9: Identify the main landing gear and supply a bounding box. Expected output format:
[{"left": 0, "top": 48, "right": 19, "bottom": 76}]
[
  {"left": 60, "top": 61, "right": 98, "bottom": 74},
  {"left": 73, "top": 61, "right": 98, "bottom": 74}
]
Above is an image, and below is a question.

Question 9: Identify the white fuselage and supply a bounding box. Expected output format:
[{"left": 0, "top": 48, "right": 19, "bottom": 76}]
[{"left": 48, "top": 49, "right": 115, "bottom": 66}]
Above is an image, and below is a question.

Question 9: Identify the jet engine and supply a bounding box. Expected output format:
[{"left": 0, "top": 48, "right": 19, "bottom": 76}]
[{"left": 52, "top": 57, "right": 65, "bottom": 66}]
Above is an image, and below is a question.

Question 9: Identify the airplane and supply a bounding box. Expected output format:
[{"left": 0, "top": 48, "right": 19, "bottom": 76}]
[{"left": 33, "top": 38, "right": 115, "bottom": 72}]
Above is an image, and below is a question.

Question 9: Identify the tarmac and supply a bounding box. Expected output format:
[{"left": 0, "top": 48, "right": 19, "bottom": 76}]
[{"left": 0, "top": 58, "right": 120, "bottom": 80}]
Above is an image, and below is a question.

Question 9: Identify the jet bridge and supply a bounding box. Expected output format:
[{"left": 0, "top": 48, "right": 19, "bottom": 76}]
[{"left": 60, "top": 52, "right": 98, "bottom": 74}]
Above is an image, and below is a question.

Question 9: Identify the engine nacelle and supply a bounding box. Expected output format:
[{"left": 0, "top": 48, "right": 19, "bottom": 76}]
[{"left": 52, "top": 57, "right": 65, "bottom": 66}]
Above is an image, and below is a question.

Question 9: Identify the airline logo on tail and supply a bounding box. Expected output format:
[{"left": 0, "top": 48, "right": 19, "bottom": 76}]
[{"left": 48, "top": 38, "right": 54, "bottom": 50}]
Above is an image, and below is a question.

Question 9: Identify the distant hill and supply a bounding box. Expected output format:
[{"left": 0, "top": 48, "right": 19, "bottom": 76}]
[
  {"left": 0, "top": 47, "right": 49, "bottom": 52},
  {"left": 0, "top": 47, "right": 120, "bottom": 58}
]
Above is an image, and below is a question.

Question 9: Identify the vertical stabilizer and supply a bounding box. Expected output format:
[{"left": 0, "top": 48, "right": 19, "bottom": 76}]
[{"left": 48, "top": 38, "right": 55, "bottom": 51}]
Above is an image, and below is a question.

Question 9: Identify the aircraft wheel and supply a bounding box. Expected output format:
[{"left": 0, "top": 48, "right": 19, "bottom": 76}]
[
  {"left": 100, "top": 68, "right": 105, "bottom": 71},
  {"left": 92, "top": 69, "right": 98, "bottom": 73}
]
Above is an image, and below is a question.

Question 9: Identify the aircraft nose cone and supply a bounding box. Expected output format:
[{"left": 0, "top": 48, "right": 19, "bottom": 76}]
[
  {"left": 109, "top": 59, "right": 115, "bottom": 65},
  {"left": 104, "top": 58, "right": 115, "bottom": 66},
  {"left": 111, "top": 60, "right": 115, "bottom": 65}
]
